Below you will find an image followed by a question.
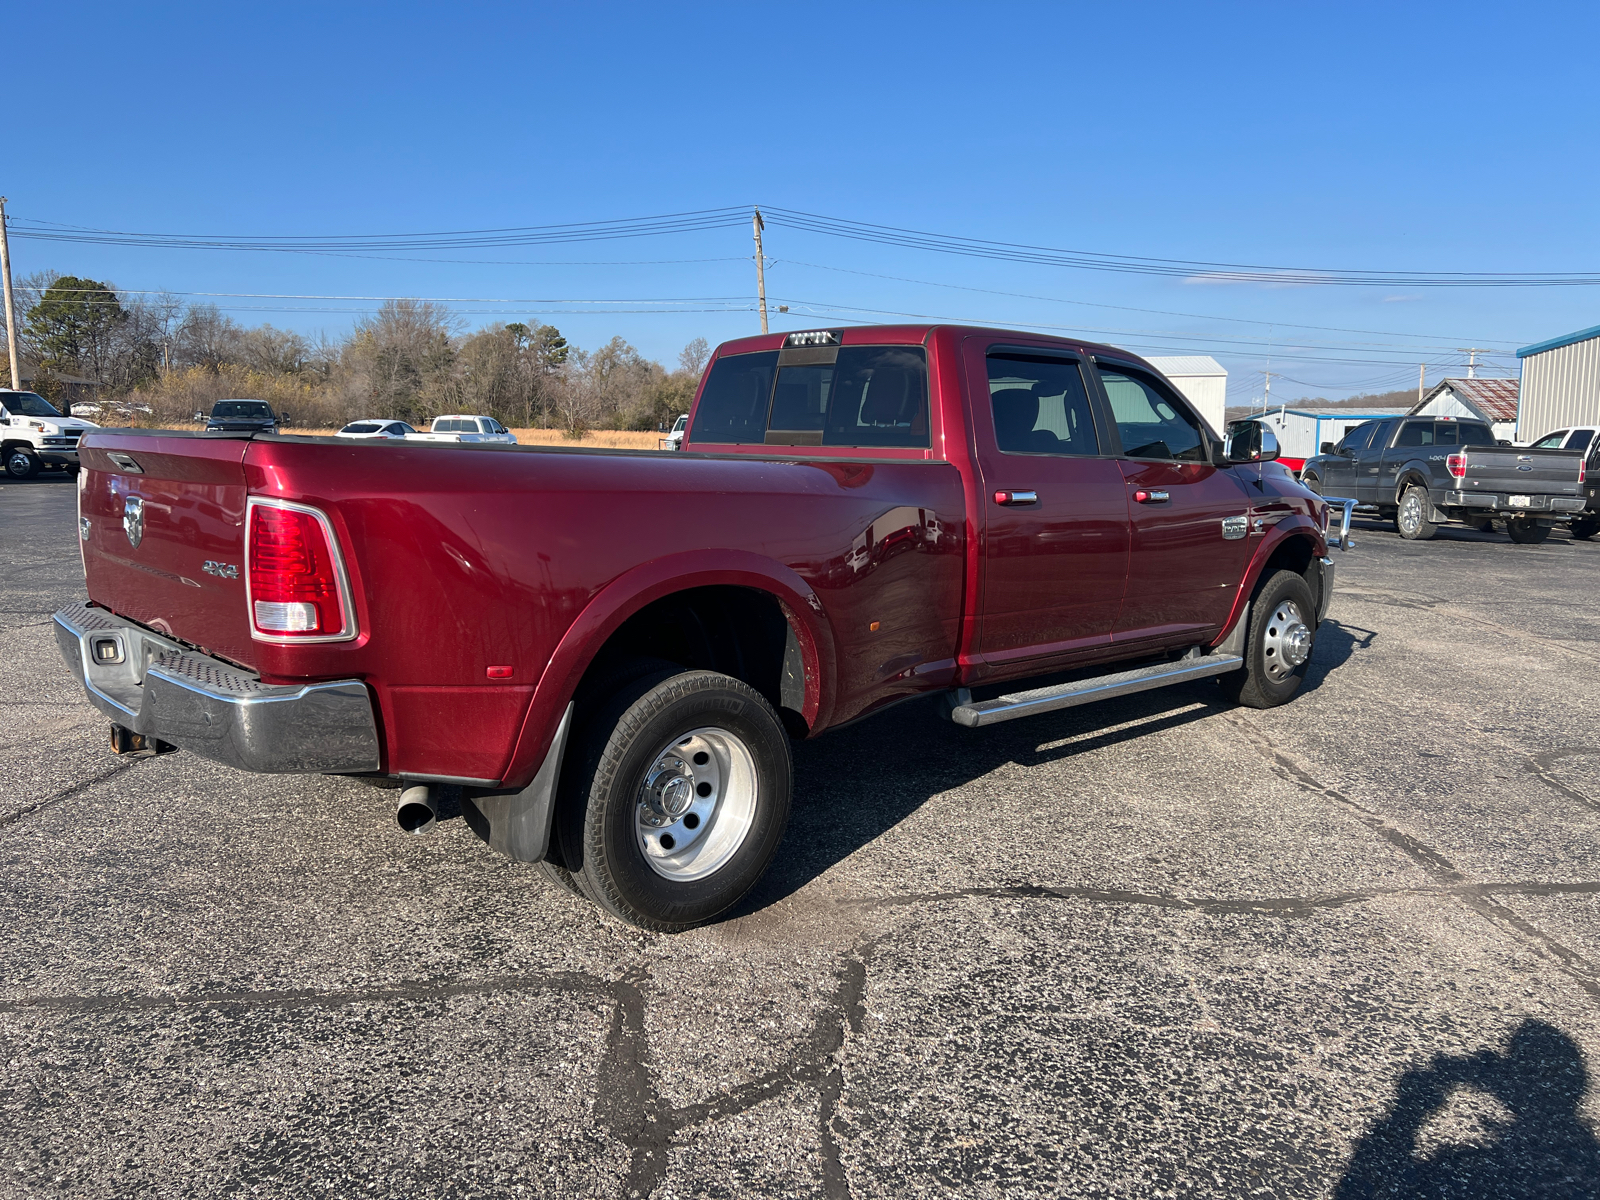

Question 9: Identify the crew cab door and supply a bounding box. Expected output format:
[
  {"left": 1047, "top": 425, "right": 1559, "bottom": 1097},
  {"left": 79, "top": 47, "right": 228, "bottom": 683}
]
[
  {"left": 1380, "top": 419, "right": 1445, "bottom": 498},
  {"left": 1351, "top": 418, "right": 1398, "bottom": 503},
  {"left": 1092, "top": 360, "right": 1253, "bottom": 645},
  {"left": 966, "top": 341, "right": 1130, "bottom": 671},
  {"left": 1319, "top": 420, "right": 1378, "bottom": 495}
]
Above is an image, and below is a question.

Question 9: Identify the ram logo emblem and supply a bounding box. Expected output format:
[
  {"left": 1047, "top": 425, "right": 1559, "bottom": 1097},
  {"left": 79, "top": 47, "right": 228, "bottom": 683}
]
[{"left": 123, "top": 497, "right": 145, "bottom": 548}]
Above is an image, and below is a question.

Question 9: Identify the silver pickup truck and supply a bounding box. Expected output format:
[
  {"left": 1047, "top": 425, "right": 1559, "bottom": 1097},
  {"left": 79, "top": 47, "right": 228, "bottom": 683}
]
[{"left": 1300, "top": 415, "right": 1586, "bottom": 544}]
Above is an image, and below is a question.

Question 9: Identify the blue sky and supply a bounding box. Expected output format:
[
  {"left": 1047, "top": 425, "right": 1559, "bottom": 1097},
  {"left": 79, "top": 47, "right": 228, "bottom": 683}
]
[{"left": 8, "top": 0, "right": 1598, "bottom": 402}]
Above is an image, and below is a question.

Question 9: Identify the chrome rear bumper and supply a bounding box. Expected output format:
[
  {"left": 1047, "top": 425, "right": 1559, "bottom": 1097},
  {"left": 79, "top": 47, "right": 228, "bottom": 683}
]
[{"left": 53, "top": 603, "right": 380, "bottom": 774}]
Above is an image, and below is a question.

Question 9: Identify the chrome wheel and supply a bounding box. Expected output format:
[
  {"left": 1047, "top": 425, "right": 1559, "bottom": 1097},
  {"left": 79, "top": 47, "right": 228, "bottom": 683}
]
[
  {"left": 1399, "top": 491, "right": 1424, "bottom": 536},
  {"left": 1262, "top": 598, "right": 1311, "bottom": 683},
  {"left": 635, "top": 726, "right": 758, "bottom": 881}
]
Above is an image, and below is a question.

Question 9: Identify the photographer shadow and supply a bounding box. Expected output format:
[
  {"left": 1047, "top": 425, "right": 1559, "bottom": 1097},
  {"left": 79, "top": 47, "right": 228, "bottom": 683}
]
[{"left": 1337, "top": 1020, "right": 1600, "bottom": 1199}]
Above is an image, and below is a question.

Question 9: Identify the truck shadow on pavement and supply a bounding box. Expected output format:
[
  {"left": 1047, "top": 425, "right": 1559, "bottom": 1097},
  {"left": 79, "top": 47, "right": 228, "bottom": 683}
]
[
  {"left": 1334, "top": 1019, "right": 1600, "bottom": 1199},
  {"left": 740, "top": 618, "right": 1373, "bottom": 917}
]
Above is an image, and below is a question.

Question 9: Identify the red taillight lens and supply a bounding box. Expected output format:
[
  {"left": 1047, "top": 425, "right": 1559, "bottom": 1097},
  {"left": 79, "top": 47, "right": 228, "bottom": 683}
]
[
  {"left": 1581, "top": 458, "right": 1588, "bottom": 484},
  {"left": 247, "top": 501, "right": 349, "bottom": 637},
  {"left": 1446, "top": 453, "right": 1467, "bottom": 479}
]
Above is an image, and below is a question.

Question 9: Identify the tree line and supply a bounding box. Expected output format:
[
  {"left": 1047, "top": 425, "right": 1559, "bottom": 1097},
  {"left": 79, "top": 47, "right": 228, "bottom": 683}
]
[{"left": 1, "top": 271, "right": 709, "bottom": 432}]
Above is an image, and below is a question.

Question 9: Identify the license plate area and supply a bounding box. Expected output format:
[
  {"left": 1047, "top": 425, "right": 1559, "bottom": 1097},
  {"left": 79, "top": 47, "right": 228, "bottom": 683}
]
[{"left": 1509, "top": 494, "right": 1532, "bottom": 507}]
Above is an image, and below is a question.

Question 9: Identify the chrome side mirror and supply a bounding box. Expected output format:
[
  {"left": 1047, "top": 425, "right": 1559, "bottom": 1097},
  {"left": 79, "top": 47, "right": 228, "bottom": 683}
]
[{"left": 1226, "top": 421, "right": 1280, "bottom": 464}]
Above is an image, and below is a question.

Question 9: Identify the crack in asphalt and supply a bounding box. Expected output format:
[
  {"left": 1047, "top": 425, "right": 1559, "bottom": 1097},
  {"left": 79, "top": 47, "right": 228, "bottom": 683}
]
[
  {"left": 596, "top": 948, "right": 873, "bottom": 1200},
  {"left": 1224, "top": 712, "right": 1600, "bottom": 1002},
  {"left": 1340, "top": 588, "right": 1600, "bottom": 663},
  {"left": 0, "top": 756, "right": 144, "bottom": 831}
]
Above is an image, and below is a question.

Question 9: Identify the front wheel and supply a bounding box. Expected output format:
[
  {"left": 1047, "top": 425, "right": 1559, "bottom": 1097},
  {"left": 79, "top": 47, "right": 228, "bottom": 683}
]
[
  {"left": 5, "top": 449, "right": 40, "bottom": 479},
  {"left": 1219, "top": 569, "right": 1317, "bottom": 709},
  {"left": 1301, "top": 472, "right": 1322, "bottom": 496},
  {"left": 1397, "top": 486, "right": 1436, "bottom": 540},
  {"left": 1506, "top": 517, "right": 1552, "bottom": 545},
  {"left": 556, "top": 667, "right": 792, "bottom": 931},
  {"left": 1570, "top": 517, "right": 1599, "bottom": 541}
]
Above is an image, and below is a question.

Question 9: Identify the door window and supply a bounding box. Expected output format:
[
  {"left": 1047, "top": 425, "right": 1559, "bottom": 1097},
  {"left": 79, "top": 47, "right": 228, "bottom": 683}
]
[
  {"left": 1096, "top": 366, "right": 1205, "bottom": 461},
  {"left": 1531, "top": 431, "right": 1567, "bottom": 449},
  {"left": 987, "top": 353, "right": 1099, "bottom": 455},
  {"left": 1336, "top": 421, "right": 1379, "bottom": 452}
]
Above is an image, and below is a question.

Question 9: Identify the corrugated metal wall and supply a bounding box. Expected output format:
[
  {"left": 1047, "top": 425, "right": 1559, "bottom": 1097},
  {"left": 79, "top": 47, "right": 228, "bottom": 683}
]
[{"left": 1519, "top": 334, "right": 1600, "bottom": 440}]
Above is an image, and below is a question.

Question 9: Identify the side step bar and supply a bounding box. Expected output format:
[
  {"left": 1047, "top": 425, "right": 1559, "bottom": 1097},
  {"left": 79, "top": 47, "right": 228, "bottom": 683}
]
[{"left": 945, "top": 652, "right": 1244, "bottom": 728}]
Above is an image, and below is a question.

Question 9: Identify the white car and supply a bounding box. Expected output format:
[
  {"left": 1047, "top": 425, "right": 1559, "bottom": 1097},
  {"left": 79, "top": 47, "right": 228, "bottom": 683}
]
[
  {"left": 662, "top": 413, "right": 687, "bottom": 451},
  {"left": 335, "top": 419, "right": 417, "bottom": 440},
  {"left": 407, "top": 414, "right": 518, "bottom": 444}
]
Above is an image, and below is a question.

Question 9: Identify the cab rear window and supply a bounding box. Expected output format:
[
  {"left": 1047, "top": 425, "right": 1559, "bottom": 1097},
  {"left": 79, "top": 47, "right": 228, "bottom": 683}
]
[{"left": 690, "top": 346, "right": 929, "bottom": 449}]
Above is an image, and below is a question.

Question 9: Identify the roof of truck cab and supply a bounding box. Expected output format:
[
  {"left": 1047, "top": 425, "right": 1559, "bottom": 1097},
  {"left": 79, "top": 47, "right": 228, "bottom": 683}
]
[{"left": 712, "top": 324, "right": 1151, "bottom": 364}]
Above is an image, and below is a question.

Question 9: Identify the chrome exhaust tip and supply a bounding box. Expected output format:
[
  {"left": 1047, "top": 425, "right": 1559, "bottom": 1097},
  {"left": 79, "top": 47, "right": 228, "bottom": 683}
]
[{"left": 395, "top": 784, "right": 438, "bottom": 835}]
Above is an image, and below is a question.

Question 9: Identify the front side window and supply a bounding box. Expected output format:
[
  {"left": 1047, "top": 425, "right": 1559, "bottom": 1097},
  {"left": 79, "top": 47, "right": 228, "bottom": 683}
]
[
  {"left": 1394, "top": 420, "right": 1436, "bottom": 448},
  {"left": 1096, "top": 366, "right": 1204, "bottom": 461},
  {"left": 1531, "top": 431, "right": 1567, "bottom": 449},
  {"left": 1336, "top": 421, "right": 1378, "bottom": 453},
  {"left": 987, "top": 353, "right": 1099, "bottom": 455},
  {"left": 2, "top": 391, "right": 63, "bottom": 418}
]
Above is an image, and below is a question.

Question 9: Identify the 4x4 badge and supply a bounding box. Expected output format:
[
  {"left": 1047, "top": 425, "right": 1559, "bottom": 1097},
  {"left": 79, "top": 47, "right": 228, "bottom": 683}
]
[
  {"left": 1221, "top": 515, "right": 1248, "bottom": 540},
  {"left": 123, "top": 497, "right": 145, "bottom": 548}
]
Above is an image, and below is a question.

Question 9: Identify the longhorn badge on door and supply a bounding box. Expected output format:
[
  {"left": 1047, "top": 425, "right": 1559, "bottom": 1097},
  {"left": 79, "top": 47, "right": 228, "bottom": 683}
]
[{"left": 1221, "top": 515, "right": 1248, "bottom": 540}]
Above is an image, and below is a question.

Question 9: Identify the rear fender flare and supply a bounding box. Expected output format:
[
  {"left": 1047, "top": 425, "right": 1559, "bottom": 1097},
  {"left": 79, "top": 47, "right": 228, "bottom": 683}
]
[
  {"left": 1392, "top": 464, "right": 1433, "bottom": 505},
  {"left": 1214, "top": 519, "right": 1325, "bottom": 643},
  {"left": 497, "top": 550, "right": 836, "bottom": 789}
]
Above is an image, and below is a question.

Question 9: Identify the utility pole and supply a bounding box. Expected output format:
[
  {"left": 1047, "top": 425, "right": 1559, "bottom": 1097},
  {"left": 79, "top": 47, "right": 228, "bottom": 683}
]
[
  {"left": 1262, "top": 371, "right": 1272, "bottom": 415},
  {"left": 1456, "top": 348, "right": 1487, "bottom": 379},
  {"left": 752, "top": 208, "right": 768, "bottom": 334},
  {"left": 0, "top": 197, "right": 19, "bottom": 390},
  {"left": 1418, "top": 363, "right": 1426, "bottom": 404}
]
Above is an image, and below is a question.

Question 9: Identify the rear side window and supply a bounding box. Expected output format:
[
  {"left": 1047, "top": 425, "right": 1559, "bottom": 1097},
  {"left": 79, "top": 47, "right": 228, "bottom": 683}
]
[
  {"left": 1458, "top": 423, "right": 1496, "bottom": 446},
  {"left": 1097, "top": 365, "right": 1204, "bottom": 461},
  {"left": 1394, "top": 420, "right": 1436, "bottom": 447},
  {"left": 987, "top": 352, "right": 1099, "bottom": 455},
  {"left": 690, "top": 351, "right": 780, "bottom": 445}
]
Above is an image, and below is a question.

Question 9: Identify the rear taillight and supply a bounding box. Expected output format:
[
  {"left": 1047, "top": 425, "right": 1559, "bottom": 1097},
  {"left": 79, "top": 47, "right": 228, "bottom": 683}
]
[
  {"left": 1581, "top": 458, "right": 1589, "bottom": 484},
  {"left": 1446, "top": 453, "right": 1466, "bottom": 479},
  {"left": 246, "top": 499, "right": 354, "bottom": 640}
]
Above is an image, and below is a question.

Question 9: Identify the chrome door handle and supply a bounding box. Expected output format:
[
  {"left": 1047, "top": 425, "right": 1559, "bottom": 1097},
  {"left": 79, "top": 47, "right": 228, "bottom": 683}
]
[
  {"left": 993, "top": 490, "right": 1038, "bottom": 506},
  {"left": 1133, "top": 490, "right": 1170, "bottom": 503}
]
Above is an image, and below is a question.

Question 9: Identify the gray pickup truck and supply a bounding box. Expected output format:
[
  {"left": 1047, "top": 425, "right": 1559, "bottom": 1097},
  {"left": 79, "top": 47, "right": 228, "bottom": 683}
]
[{"left": 1300, "top": 415, "right": 1587, "bottom": 544}]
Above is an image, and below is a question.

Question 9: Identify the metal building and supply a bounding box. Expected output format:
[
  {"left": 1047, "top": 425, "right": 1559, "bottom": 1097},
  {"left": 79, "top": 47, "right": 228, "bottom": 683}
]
[
  {"left": 1516, "top": 323, "right": 1600, "bottom": 442},
  {"left": 1145, "top": 355, "right": 1227, "bottom": 435}
]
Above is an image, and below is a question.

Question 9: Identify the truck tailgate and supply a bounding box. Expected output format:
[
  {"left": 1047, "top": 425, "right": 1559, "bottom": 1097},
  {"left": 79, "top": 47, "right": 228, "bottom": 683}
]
[
  {"left": 1457, "top": 445, "right": 1584, "bottom": 498},
  {"left": 78, "top": 433, "right": 257, "bottom": 668}
]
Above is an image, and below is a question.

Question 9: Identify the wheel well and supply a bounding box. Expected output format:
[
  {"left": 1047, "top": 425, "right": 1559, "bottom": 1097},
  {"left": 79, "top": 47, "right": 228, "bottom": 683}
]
[
  {"left": 1260, "top": 534, "right": 1320, "bottom": 612},
  {"left": 1394, "top": 471, "right": 1429, "bottom": 502},
  {"left": 577, "top": 585, "right": 808, "bottom": 736}
]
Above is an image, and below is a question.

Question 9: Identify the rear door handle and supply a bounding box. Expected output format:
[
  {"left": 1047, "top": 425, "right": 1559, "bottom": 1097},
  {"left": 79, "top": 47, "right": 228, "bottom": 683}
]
[
  {"left": 993, "top": 490, "right": 1038, "bottom": 506},
  {"left": 1133, "top": 490, "right": 1170, "bottom": 503}
]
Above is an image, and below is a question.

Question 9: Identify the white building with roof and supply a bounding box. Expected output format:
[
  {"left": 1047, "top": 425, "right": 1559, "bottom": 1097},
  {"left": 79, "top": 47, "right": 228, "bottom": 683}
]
[
  {"left": 1409, "top": 377, "right": 1519, "bottom": 442},
  {"left": 1145, "top": 355, "right": 1226, "bottom": 435}
]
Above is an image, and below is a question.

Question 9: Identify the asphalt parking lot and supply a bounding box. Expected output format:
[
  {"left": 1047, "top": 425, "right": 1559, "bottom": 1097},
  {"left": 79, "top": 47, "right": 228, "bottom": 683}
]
[{"left": 4, "top": 472, "right": 1600, "bottom": 1199}]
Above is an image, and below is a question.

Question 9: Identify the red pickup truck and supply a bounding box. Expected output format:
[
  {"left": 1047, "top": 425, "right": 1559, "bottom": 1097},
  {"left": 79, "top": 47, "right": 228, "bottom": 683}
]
[{"left": 56, "top": 324, "right": 1346, "bottom": 930}]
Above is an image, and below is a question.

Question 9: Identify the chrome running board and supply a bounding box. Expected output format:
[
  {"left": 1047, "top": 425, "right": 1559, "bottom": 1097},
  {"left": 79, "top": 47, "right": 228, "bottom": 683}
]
[{"left": 945, "top": 653, "right": 1244, "bottom": 728}]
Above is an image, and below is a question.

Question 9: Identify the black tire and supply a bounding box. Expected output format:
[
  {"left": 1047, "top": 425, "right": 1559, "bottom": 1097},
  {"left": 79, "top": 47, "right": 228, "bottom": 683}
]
[
  {"left": 1396, "top": 485, "right": 1436, "bottom": 541},
  {"left": 1570, "top": 517, "right": 1599, "bottom": 541},
  {"left": 1378, "top": 506, "right": 1399, "bottom": 529},
  {"left": 554, "top": 667, "right": 792, "bottom": 932},
  {"left": 1465, "top": 516, "right": 1494, "bottom": 532},
  {"left": 534, "top": 859, "right": 587, "bottom": 898},
  {"left": 1301, "top": 472, "right": 1322, "bottom": 496},
  {"left": 1506, "top": 517, "right": 1552, "bottom": 545},
  {"left": 1219, "top": 569, "right": 1318, "bottom": 710},
  {"left": 5, "top": 448, "right": 40, "bottom": 479}
]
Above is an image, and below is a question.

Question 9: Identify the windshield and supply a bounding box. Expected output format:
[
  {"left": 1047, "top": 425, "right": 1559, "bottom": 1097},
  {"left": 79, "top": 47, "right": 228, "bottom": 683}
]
[
  {"left": 3, "top": 391, "right": 63, "bottom": 418},
  {"left": 212, "top": 401, "right": 273, "bottom": 419}
]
